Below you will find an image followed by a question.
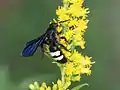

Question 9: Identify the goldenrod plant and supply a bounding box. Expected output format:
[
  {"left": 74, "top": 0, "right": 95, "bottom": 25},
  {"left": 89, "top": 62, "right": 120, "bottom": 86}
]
[{"left": 28, "top": 0, "right": 94, "bottom": 90}]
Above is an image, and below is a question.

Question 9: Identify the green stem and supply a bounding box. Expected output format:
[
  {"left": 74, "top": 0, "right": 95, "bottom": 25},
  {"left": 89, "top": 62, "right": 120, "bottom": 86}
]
[{"left": 60, "top": 66, "right": 65, "bottom": 89}]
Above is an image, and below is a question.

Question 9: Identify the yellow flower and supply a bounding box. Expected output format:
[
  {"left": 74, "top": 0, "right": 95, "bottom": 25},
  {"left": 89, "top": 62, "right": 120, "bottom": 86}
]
[
  {"left": 69, "top": 0, "right": 84, "bottom": 4},
  {"left": 68, "top": 3, "right": 83, "bottom": 17},
  {"left": 81, "top": 67, "right": 91, "bottom": 75},
  {"left": 56, "top": 6, "right": 67, "bottom": 16},
  {"left": 68, "top": 19, "right": 79, "bottom": 27},
  {"left": 59, "top": 39, "right": 67, "bottom": 47},
  {"left": 72, "top": 75, "right": 81, "bottom": 81},
  {"left": 62, "top": 30, "right": 74, "bottom": 41},
  {"left": 56, "top": 6, "right": 69, "bottom": 21},
  {"left": 64, "top": 63, "right": 74, "bottom": 75},
  {"left": 78, "top": 19, "right": 89, "bottom": 31},
  {"left": 29, "top": 84, "right": 35, "bottom": 90},
  {"left": 39, "top": 87, "right": 45, "bottom": 90},
  {"left": 61, "top": 49, "right": 71, "bottom": 58},
  {"left": 46, "top": 86, "right": 51, "bottom": 90},
  {"left": 52, "top": 84, "right": 57, "bottom": 90},
  {"left": 70, "top": 50, "right": 81, "bottom": 62},
  {"left": 41, "top": 82, "right": 47, "bottom": 88},
  {"left": 65, "top": 76, "right": 71, "bottom": 81},
  {"left": 58, "top": 14, "right": 70, "bottom": 21}
]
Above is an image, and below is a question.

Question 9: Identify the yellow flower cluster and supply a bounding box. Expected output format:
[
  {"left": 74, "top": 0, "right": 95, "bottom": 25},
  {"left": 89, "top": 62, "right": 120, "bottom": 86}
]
[
  {"left": 29, "top": 80, "right": 71, "bottom": 90},
  {"left": 62, "top": 50, "right": 93, "bottom": 81},
  {"left": 56, "top": 0, "right": 89, "bottom": 49},
  {"left": 56, "top": 0, "right": 94, "bottom": 82}
]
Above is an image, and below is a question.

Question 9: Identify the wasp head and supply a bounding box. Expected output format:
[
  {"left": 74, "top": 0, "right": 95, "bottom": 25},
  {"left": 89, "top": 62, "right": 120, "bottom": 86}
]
[{"left": 49, "top": 23, "right": 59, "bottom": 28}]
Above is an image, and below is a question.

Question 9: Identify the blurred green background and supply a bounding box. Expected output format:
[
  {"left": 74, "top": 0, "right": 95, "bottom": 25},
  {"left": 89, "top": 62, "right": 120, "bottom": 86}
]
[{"left": 0, "top": 0, "right": 120, "bottom": 90}]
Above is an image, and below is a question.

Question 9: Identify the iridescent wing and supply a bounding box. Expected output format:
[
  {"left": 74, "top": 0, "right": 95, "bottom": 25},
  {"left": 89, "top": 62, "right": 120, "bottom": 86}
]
[{"left": 21, "top": 34, "right": 46, "bottom": 57}]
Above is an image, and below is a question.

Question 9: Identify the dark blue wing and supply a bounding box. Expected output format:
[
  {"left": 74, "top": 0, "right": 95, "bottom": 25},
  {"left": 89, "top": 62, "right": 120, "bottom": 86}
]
[{"left": 21, "top": 34, "right": 46, "bottom": 57}]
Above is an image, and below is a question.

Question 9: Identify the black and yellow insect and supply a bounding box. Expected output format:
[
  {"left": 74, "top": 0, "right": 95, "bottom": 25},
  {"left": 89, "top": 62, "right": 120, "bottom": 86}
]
[{"left": 21, "top": 21, "right": 68, "bottom": 63}]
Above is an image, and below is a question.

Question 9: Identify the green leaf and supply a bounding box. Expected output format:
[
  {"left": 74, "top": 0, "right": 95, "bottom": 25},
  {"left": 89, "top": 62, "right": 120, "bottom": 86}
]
[{"left": 71, "top": 83, "right": 89, "bottom": 90}]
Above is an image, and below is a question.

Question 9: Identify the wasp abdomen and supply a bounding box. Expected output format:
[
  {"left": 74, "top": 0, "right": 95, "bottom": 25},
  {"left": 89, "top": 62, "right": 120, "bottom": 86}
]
[{"left": 49, "top": 46, "right": 67, "bottom": 63}]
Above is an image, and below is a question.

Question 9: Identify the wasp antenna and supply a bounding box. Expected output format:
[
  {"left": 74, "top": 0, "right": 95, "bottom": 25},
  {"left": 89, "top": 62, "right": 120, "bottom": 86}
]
[
  {"left": 59, "top": 19, "right": 70, "bottom": 23},
  {"left": 53, "top": 19, "right": 57, "bottom": 23},
  {"left": 50, "top": 19, "right": 57, "bottom": 24}
]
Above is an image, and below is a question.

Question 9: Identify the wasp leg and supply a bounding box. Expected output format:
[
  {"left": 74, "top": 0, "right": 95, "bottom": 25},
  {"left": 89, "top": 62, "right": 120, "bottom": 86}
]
[
  {"left": 60, "top": 36, "right": 67, "bottom": 42},
  {"left": 40, "top": 44, "right": 45, "bottom": 60},
  {"left": 59, "top": 36, "right": 70, "bottom": 51},
  {"left": 59, "top": 43, "right": 69, "bottom": 51},
  {"left": 57, "top": 30, "right": 62, "bottom": 35}
]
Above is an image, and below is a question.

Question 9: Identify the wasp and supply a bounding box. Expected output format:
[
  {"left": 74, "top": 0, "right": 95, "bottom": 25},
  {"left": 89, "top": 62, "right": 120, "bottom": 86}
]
[{"left": 21, "top": 21, "right": 69, "bottom": 63}]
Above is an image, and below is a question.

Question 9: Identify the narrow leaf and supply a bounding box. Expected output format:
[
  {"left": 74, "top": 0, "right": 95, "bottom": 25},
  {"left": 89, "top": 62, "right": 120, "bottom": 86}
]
[{"left": 71, "top": 83, "right": 89, "bottom": 90}]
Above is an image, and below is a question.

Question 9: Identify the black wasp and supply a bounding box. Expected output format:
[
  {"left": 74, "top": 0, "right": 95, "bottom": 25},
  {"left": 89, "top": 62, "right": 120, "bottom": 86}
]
[{"left": 21, "top": 21, "right": 68, "bottom": 63}]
